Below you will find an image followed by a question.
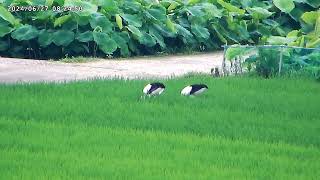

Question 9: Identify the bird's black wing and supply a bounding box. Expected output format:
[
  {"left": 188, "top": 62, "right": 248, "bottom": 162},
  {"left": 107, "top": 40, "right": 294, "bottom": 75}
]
[
  {"left": 190, "top": 86, "right": 201, "bottom": 94},
  {"left": 152, "top": 82, "right": 165, "bottom": 88},
  {"left": 149, "top": 85, "right": 161, "bottom": 94},
  {"left": 190, "top": 85, "right": 207, "bottom": 94}
]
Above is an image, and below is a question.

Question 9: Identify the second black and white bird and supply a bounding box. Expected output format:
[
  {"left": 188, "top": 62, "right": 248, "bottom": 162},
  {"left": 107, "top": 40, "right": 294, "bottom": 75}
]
[
  {"left": 143, "top": 82, "right": 166, "bottom": 97},
  {"left": 181, "top": 84, "right": 208, "bottom": 96}
]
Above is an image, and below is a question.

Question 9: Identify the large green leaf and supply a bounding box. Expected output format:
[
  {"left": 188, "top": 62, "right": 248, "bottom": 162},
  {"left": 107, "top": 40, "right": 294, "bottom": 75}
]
[
  {"left": 149, "top": 26, "right": 166, "bottom": 48},
  {"left": 273, "top": 0, "right": 295, "bottom": 13},
  {"left": 248, "top": 7, "right": 274, "bottom": 19},
  {"left": 123, "top": 1, "right": 142, "bottom": 13},
  {"left": 231, "top": 0, "right": 255, "bottom": 8},
  {"left": 226, "top": 47, "right": 243, "bottom": 60},
  {"left": 111, "top": 32, "right": 129, "bottom": 56},
  {"left": 176, "top": 24, "right": 195, "bottom": 44},
  {"left": 0, "top": 24, "right": 12, "bottom": 37},
  {"left": 226, "top": 47, "right": 255, "bottom": 60},
  {"left": 236, "top": 21, "right": 251, "bottom": 41},
  {"left": 110, "top": 33, "right": 126, "bottom": 48},
  {"left": 62, "top": 20, "right": 78, "bottom": 31},
  {"left": 128, "top": 39, "right": 139, "bottom": 54},
  {"left": 306, "top": 0, "right": 320, "bottom": 8},
  {"left": 94, "top": 0, "right": 118, "bottom": 11},
  {"left": 191, "top": 25, "right": 210, "bottom": 40},
  {"left": 76, "top": 31, "right": 93, "bottom": 42},
  {"left": 64, "top": 0, "right": 98, "bottom": 16},
  {"left": 177, "top": 17, "right": 190, "bottom": 28},
  {"left": 306, "top": 37, "right": 320, "bottom": 48},
  {"left": 188, "top": 0, "right": 201, "bottom": 5},
  {"left": 119, "top": 31, "right": 130, "bottom": 42},
  {"left": 90, "top": 13, "right": 113, "bottom": 33},
  {"left": 146, "top": 6, "right": 167, "bottom": 22},
  {"left": 11, "top": 25, "right": 39, "bottom": 41},
  {"left": 0, "top": 6, "right": 19, "bottom": 26},
  {"left": 139, "top": 32, "right": 156, "bottom": 47},
  {"left": 212, "top": 24, "right": 239, "bottom": 43},
  {"left": 121, "top": 14, "right": 142, "bottom": 27},
  {"left": 104, "top": 1, "right": 119, "bottom": 15},
  {"left": 315, "top": 16, "right": 320, "bottom": 37},
  {"left": 289, "top": 5, "right": 306, "bottom": 22},
  {"left": 127, "top": 25, "right": 142, "bottom": 37},
  {"left": 203, "top": 3, "right": 223, "bottom": 18},
  {"left": 166, "top": 18, "right": 177, "bottom": 33},
  {"left": 52, "top": 30, "right": 74, "bottom": 46},
  {"left": 212, "top": 25, "right": 227, "bottom": 43},
  {"left": 115, "top": 14, "right": 123, "bottom": 30},
  {"left": 176, "top": 24, "right": 193, "bottom": 38},
  {"left": 186, "top": 5, "right": 206, "bottom": 17},
  {"left": 167, "top": 1, "right": 179, "bottom": 11},
  {"left": 46, "top": 0, "right": 53, "bottom": 6},
  {"left": 93, "top": 32, "right": 117, "bottom": 54},
  {"left": 267, "top": 36, "right": 296, "bottom": 45},
  {"left": 38, "top": 30, "right": 53, "bottom": 47},
  {"left": 287, "top": 30, "right": 300, "bottom": 38},
  {"left": 93, "top": 31, "right": 107, "bottom": 45},
  {"left": 217, "top": 0, "right": 245, "bottom": 15},
  {"left": 153, "top": 24, "right": 176, "bottom": 38},
  {"left": 33, "top": 11, "right": 54, "bottom": 21},
  {"left": 54, "top": 0, "right": 64, "bottom": 6},
  {"left": 31, "top": 0, "right": 46, "bottom": 5},
  {"left": 301, "top": 11, "right": 320, "bottom": 25},
  {"left": 54, "top": 14, "right": 71, "bottom": 28}
]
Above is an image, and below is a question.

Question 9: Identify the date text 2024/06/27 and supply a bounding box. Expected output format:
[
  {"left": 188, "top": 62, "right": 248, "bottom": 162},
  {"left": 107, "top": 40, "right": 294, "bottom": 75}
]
[{"left": 7, "top": 5, "right": 83, "bottom": 12}]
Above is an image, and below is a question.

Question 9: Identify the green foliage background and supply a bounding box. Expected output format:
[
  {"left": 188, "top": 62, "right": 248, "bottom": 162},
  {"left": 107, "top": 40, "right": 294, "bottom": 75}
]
[{"left": 0, "top": 0, "right": 319, "bottom": 59}]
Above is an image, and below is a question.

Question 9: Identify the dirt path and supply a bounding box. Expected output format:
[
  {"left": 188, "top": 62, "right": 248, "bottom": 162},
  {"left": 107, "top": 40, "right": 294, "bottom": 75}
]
[{"left": 0, "top": 52, "right": 223, "bottom": 83}]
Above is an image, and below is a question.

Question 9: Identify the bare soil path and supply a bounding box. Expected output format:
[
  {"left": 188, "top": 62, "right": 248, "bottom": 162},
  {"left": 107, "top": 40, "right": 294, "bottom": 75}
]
[{"left": 0, "top": 52, "right": 223, "bottom": 83}]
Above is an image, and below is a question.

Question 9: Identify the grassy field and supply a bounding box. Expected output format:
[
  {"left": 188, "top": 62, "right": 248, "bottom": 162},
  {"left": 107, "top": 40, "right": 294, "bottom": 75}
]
[{"left": 0, "top": 76, "right": 319, "bottom": 179}]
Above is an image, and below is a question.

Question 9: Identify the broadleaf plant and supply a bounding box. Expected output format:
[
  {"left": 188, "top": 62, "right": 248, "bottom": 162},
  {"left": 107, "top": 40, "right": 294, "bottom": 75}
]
[{"left": 0, "top": 0, "right": 318, "bottom": 59}]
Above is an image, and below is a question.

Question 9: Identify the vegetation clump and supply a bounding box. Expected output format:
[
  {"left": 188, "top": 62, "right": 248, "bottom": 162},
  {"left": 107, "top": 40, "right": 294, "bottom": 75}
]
[
  {"left": 0, "top": 0, "right": 319, "bottom": 59},
  {"left": 225, "top": 46, "right": 320, "bottom": 79}
]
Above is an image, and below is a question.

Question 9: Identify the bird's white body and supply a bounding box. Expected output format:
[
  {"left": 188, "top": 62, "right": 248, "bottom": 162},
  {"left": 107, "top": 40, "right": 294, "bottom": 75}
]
[
  {"left": 143, "top": 84, "right": 152, "bottom": 94},
  {"left": 181, "top": 84, "right": 208, "bottom": 96},
  {"left": 181, "top": 86, "right": 193, "bottom": 96}
]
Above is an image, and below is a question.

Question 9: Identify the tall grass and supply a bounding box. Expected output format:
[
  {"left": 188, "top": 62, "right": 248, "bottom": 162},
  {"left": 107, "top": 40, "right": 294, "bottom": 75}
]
[{"left": 0, "top": 76, "right": 319, "bottom": 179}]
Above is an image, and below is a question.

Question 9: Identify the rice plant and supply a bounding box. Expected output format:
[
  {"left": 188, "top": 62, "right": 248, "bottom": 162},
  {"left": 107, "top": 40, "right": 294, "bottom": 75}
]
[{"left": 0, "top": 76, "right": 319, "bottom": 179}]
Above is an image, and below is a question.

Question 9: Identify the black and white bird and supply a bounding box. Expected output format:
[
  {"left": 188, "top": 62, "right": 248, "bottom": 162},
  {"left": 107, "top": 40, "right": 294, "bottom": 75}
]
[
  {"left": 142, "top": 82, "right": 166, "bottom": 97},
  {"left": 181, "top": 84, "right": 208, "bottom": 96}
]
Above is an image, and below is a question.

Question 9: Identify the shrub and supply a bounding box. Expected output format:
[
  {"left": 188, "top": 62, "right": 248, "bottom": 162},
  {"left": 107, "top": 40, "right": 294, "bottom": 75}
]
[{"left": 0, "top": 0, "right": 318, "bottom": 59}]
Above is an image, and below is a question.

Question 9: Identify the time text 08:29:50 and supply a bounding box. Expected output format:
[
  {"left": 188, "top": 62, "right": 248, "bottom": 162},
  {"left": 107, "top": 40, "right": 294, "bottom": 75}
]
[{"left": 8, "top": 5, "right": 83, "bottom": 12}]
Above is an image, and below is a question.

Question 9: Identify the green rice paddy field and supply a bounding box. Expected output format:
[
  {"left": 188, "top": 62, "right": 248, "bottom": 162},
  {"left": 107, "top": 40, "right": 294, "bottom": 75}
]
[{"left": 0, "top": 76, "right": 319, "bottom": 179}]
